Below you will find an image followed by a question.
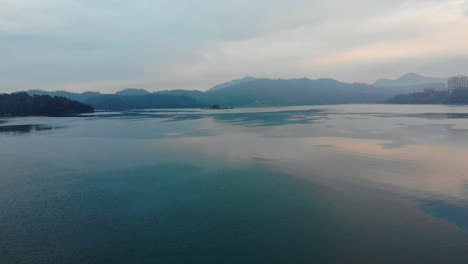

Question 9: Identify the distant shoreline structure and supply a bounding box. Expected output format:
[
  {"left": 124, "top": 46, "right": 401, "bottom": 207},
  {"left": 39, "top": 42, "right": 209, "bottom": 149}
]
[{"left": 447, "top": 75, "right": 468, "bottom": 93}]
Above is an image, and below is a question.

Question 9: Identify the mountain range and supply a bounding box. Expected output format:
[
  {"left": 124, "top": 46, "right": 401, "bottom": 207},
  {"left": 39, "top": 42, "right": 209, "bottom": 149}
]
[{"left": 22, "top": 73, "right": 450, "bottom": 110}]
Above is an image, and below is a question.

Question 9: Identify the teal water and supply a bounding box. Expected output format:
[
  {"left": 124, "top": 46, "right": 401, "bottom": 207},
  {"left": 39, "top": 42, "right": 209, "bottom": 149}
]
[{"left": 1, "top": 105, "right": 468, "bottom": 263}]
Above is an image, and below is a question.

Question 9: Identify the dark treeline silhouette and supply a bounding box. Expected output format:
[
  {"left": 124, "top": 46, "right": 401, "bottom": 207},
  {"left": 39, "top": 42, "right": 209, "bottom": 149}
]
[
  {"left": 0, "top": 92, "right": 94, "bottom": 116},
  {"left": 385, "top": 90, "right": 468, "bottom": 105}
]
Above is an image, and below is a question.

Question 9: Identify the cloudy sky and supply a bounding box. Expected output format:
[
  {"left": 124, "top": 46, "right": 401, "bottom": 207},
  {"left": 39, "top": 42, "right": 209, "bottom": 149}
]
[{"left": 1, "top": 0, "right": 468, "bottom": 93}]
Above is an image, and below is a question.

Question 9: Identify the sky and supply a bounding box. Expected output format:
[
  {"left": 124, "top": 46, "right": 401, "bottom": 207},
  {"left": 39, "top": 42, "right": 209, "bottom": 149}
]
[{"left": 1, "top": 0, "right": 468, "bottom": 93}]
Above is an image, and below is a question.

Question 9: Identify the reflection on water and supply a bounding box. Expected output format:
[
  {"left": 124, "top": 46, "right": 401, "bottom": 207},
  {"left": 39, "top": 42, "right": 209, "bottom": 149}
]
[
  {"left": 93, "top": 108, "right": 326, "bottom": 127},
  {"left": 0, "top": 124, "right": 64, "bottom": 135},
  {"left": 211, "top": 109, "right": 325, "bottom": 126},
  {"left": 419, "top": 199, "right": 468, "bottom": 231},
  {"left": 1, "top": 105, "right": 468, "bottom": 264}
]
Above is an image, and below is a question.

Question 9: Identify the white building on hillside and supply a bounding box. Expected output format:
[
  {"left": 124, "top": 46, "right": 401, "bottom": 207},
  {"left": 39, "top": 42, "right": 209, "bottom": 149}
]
[{"left": 447, "top": 75, "right": 468, "bottom": 92}]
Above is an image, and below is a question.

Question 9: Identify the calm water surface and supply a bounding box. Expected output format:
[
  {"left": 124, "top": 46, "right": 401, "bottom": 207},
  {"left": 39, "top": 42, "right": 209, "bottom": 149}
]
[{"left": 1, "top": 104, "right": 468, "bottom": 263}]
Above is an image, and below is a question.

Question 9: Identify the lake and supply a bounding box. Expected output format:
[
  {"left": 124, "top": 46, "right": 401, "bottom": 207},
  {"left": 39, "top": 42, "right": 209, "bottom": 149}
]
[{"left": 1, "top": 104, "right": 468, "bottom": 263}]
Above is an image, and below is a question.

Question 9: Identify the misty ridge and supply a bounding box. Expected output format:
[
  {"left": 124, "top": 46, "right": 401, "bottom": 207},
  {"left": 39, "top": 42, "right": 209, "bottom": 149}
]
[{"left": 19, "top": 73, "right": 449, "bottom": 110}]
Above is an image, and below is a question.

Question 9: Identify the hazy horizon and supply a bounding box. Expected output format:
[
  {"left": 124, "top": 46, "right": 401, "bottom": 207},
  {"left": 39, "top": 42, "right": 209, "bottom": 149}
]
[
  {"left": 2, "top": 0, "right": 468, "bottom": 93},
  {"left": 4, "top": 72, "right": 449, "bottom": 94}
]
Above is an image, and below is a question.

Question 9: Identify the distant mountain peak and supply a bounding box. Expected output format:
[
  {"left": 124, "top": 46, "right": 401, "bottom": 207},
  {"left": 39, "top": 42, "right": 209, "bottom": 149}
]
[
  {"left": 207, "top": 77, "right": 256, "bottom": 92},
  {"left": 115, "top": 88, "right": 150, "bottom": 96},
  {"left": 399, "top": 72, "right": 423, "bottom": 80},
  {"left": 374, "top": 73, "right": 446, "bottom": 87}
]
